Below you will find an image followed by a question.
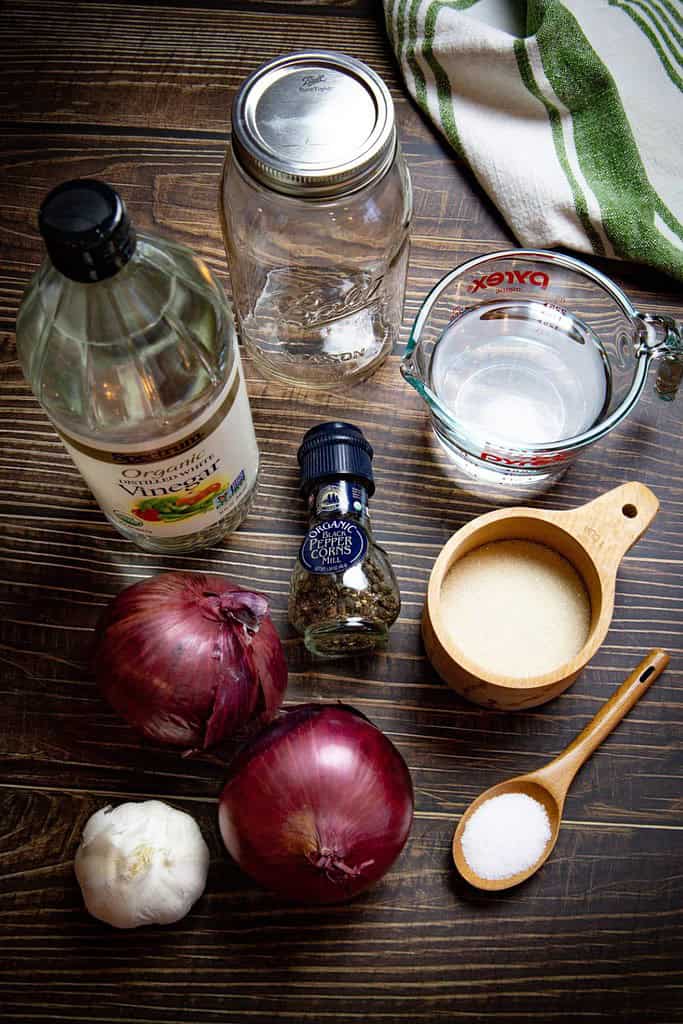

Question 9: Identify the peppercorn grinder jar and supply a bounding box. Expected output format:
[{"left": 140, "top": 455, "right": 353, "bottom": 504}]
[
  {"left": 220, "top": 51, "right": 412, "bottom": 389},
  {"left": 288, "top": 422, "right": 400, "bottom": 657}
]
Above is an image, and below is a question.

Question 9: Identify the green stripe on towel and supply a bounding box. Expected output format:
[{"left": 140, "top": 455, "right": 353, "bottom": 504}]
[
  {"left": 658, "top": 0, "right": 683, "bottom": 29},
  {"left": 407, "top": 0, "right": 429, "bottom": 112},
  {"left": 644, "top": 0, "right": 683, "bottom": 50},
  {"left": 383, "top": 0, "right": 683, "bottom": 279},
  {"left": 536, "top": 1, "right": 683, "bottom": 274},
  {"left": 514, "top": 37, "right": 603, "bottom": 254},
  {"left": 630, "top": 0, "right": 683, "bottom": 62},
  {"left": 422, "top": 2, "right": 471, "bottom": 157},
  {"left": 610, "top": 0, "right": 683, "bottom": 91}
]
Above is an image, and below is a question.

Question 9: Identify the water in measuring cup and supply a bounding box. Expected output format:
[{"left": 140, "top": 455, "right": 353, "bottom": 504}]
[{"left": 429, "top": 300, "right": 611, "bottom": 447}]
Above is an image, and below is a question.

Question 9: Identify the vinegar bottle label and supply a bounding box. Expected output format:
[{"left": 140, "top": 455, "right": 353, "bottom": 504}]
[{"left": 57, "top": 360, "right": 259, "bottom": 539}]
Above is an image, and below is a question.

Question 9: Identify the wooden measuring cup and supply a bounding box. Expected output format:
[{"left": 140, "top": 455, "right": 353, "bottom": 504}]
[{"left": 423, "top": 482, "right": 659, "bottom": 709}]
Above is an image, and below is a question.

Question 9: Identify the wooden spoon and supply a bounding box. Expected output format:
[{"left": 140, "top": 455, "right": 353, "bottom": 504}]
[{"left": 452, "top": 649, "right": 669, "bottom": 891}]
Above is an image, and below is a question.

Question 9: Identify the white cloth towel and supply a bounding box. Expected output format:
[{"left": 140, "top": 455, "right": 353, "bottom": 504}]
[{"left": 384, "top": 0, "right": 683, "bottom": 280}]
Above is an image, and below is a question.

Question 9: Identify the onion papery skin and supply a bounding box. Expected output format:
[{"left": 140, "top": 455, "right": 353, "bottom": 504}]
[
  {"left": 218, "top": 704, "right": 414, "bottom": 903},
  {"left": 94, "top": 572, "right": 288, "bottom": 750}
]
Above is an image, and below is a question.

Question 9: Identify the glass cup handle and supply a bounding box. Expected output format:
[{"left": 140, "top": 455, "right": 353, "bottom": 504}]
[{"left": 638, "top": 313, "right": 683, "bottom": 401}]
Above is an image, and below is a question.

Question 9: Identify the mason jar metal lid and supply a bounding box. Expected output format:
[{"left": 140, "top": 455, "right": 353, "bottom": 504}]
[{"left": 231, "top": 50, "right": 397, "bottom": 198}]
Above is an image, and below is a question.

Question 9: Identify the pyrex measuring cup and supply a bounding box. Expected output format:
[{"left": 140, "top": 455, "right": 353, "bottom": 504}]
[{"left": 402, "top": 250, "right": 682, "bottom": 497}]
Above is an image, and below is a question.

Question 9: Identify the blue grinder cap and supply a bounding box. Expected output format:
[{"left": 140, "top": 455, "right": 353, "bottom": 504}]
[{"left": 297, "top": 422, "right": 375, "bottom": 497}]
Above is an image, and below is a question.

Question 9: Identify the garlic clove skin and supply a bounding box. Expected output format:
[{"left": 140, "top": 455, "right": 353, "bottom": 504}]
[{"left": 75, "top": 800, "right": 210, "bottom": 929}]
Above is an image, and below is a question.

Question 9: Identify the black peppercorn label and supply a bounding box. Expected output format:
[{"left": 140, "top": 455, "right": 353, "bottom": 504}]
[{"left": 299, "top": 519, "right": 368, "bottom": 574}]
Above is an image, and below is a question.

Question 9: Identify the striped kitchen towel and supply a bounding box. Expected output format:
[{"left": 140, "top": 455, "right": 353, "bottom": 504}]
[{"left": 385, "top": 0, "right": 683, "bottom": 281}]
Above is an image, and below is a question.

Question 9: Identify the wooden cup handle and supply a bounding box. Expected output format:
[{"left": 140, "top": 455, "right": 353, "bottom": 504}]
[
  {"left": 556, "top": 482, "right": 659, "bottom": 577},
  {"left": 539, "top": 649, "right": 669, "bottom": 801}
]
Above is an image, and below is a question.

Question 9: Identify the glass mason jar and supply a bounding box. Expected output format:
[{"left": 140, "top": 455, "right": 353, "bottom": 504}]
[{"left": 220, "top": 50, "right": 412, "bottom": 389}]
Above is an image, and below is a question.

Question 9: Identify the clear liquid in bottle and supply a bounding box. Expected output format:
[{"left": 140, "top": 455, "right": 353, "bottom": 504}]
[{"left": 16, "top": 179, "right": 259, "bottom": 553}]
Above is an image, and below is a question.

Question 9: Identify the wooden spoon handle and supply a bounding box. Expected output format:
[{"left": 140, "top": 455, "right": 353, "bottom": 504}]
[{"left": 538, "top": 649, "right": 669, "bottom": 802}]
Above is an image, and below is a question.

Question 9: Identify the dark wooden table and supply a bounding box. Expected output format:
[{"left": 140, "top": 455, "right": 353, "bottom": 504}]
[{"left": 2, "top": 2, "right": 682, "bottom": 1022}]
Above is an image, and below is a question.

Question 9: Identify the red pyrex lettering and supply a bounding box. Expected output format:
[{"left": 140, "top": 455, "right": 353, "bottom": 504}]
[
  {"left": 469, "top": 270, "right": 549, "bottom": 293},
  {"left": 480, "top": 451, "right": 569, "bottom": 467}
]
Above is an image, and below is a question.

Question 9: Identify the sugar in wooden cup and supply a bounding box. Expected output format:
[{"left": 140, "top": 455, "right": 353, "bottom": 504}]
[{"left": 423, "top": 482, "right": 659, "bottom": 710}]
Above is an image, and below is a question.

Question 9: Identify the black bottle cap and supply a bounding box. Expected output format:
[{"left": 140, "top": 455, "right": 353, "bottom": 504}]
[
  {"left": 298, "top": 422, "right": 375, "bottom": 497},
  {"left": 38, "top": 179, "right": 136, "bottom": 283}
]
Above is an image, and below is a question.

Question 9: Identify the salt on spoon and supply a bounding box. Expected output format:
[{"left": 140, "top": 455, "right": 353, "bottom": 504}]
[
  {"left": 452, "top": 650, "right": 669, "bottom": 891},
  {"left": 461, "top": 792, "right": 551, "bottom": 881}
]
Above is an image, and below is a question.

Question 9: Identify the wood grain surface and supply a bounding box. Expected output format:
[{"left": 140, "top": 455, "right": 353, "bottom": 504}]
[{"left": 1, "top": 2, "right": 682, "bottom": 1023}]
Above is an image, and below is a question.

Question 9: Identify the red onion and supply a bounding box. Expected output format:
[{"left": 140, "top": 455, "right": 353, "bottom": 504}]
[
  {"left": 94, "top": 572, "right": 288, "bottom": 750},
  {"left": 218, "top": 704, "right": 414, "bottom": 903}
]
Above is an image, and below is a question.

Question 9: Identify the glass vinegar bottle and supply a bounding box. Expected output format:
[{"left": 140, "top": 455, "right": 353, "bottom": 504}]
[{"left": 15, "top": 179, "right": 259, "bottom": 553}]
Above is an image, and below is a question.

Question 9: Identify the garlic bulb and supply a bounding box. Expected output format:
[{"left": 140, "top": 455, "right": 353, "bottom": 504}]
[{"left": 74, "top": 800, "right": 210, "bottom": 928}]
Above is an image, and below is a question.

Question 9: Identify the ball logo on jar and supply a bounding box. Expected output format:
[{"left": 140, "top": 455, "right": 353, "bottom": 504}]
[{"left": 299, "top": 73, "right": 332, "bottom": 95}]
